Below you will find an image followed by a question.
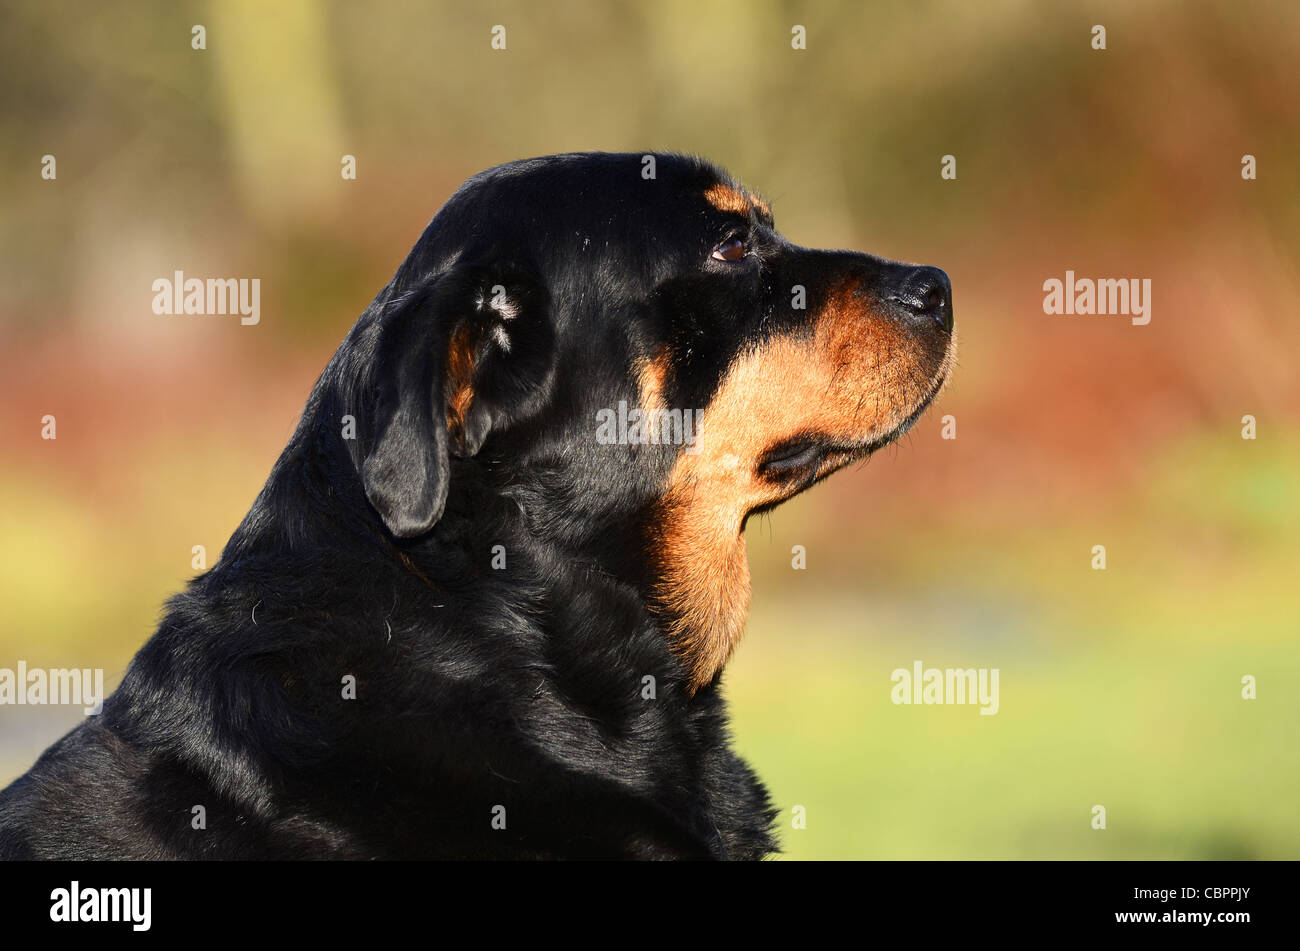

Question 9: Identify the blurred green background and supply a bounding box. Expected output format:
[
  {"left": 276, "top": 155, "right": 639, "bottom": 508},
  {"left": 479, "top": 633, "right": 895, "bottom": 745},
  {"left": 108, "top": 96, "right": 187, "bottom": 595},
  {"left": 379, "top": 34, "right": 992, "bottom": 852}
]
[{"left": 1, "top": 0, "right": 1297, "bottom": 858}]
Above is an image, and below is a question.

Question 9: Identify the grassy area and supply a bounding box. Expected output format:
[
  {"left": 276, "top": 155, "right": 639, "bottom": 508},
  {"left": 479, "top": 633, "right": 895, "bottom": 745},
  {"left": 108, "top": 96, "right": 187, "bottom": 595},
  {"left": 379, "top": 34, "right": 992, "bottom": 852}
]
[
  {"left": 728, "top": 613, "right": 1297, "bottom": 859},
  {"left": 728, "top": 432, "right": 1300, "bottom": 858}
]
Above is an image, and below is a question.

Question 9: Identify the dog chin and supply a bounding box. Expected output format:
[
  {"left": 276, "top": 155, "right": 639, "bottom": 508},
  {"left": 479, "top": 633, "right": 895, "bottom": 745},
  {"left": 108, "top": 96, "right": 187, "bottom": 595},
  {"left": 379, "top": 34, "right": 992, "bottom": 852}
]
[{"left": 872, "top": 337, "right": 957, "bottom": 450}]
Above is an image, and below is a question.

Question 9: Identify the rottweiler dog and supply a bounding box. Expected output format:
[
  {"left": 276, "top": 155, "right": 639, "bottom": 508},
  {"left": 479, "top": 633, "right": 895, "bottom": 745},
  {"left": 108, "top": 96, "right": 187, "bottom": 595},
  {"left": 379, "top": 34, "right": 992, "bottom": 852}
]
[{"left": 0, "top": 152, "right": 954, "bottom": 859}]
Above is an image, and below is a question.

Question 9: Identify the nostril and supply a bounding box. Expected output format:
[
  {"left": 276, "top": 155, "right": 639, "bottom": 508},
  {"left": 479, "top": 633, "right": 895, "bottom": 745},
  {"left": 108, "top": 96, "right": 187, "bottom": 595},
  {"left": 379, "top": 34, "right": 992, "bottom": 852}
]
[
  {"left": 896, "top": 266, "right": 953, "bottom": 333},
  {"left": 923, "top": 282, "right": 947, "bottom": 312}
]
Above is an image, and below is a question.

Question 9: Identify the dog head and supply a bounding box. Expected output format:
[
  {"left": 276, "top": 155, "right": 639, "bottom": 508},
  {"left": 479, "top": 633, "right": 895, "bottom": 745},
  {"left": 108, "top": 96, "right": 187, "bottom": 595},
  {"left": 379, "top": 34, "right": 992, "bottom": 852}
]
[{"left": 330, "top": 151, "right": 955, "bottom": 689}]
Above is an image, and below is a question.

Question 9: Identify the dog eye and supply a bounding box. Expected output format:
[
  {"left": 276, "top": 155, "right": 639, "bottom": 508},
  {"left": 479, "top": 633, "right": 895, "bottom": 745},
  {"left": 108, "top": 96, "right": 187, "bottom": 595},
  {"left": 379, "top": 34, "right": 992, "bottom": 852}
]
[{"left": 710, "top": 237, "right": 747, "bottom": 262}]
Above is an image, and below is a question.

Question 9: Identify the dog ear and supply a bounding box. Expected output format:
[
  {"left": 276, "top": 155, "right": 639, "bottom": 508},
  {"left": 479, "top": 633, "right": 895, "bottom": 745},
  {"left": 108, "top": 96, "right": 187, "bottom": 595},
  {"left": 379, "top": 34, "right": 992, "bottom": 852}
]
[{"left": 344, "top": 265, "right": 553, "bottom": 538}]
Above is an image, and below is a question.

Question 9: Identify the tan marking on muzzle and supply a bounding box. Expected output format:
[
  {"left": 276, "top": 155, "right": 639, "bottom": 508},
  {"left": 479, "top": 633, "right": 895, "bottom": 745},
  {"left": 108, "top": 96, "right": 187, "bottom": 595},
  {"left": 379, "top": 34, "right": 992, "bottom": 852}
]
[{"left": 650, "top": 282, "right": 955, "bottom": 691}]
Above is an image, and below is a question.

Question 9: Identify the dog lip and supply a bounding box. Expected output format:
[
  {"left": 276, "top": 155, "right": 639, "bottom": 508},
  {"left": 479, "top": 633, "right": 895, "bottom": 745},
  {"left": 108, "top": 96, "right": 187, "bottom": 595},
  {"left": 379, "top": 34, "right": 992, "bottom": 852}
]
[
  {"left": 756, "top": 439, "right": 824, "bottom": 475},
  {"left": 754, "top": 358, "right": 952, "bottom": 487},
  {"left": 849, "top": 364, "right": 952, "bottom": 459}
]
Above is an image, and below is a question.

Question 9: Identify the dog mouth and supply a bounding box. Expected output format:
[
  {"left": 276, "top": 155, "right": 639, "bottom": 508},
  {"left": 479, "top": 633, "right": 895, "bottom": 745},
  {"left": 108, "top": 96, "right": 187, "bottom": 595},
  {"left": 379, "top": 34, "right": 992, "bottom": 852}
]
[
  {"left": 751, "top": 345, "right": 954, "bottom": 507},
  {"left": 874, "top": 362, "right": 951, "bottom": 446},
  {"left": 861, "top": 331, "right": 958, "bottom": 453}
]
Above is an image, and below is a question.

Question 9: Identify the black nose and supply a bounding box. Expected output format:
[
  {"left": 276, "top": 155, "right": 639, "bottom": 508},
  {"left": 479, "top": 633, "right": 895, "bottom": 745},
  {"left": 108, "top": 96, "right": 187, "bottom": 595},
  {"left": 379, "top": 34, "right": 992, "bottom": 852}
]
[{"left": 892, "top": 266, "right": 953, "bottom": 333}]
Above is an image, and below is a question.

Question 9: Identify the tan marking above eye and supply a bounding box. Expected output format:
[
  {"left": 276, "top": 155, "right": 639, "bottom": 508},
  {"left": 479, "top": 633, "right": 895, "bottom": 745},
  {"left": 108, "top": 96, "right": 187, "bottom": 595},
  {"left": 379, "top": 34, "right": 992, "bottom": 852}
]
[
  {"left": 648, "top": 281, "right": 957, "bottom": 692},
  {"left": 703, "top": 182, "right": 772, "bottom": 222},
  {"left": 703, "top": 183, "right": 753, "bottom": 216}
]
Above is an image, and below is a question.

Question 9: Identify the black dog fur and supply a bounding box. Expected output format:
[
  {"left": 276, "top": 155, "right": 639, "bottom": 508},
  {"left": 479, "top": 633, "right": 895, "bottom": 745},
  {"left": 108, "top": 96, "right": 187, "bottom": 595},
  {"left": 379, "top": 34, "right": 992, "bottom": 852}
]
[{"left": 0, "top": 152, "right": 953, "bottom": 859}]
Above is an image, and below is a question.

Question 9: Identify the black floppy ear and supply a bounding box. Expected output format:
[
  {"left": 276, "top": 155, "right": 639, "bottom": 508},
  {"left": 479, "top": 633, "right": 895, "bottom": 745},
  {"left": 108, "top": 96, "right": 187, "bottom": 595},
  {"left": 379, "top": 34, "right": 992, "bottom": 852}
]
[
  {"left": 344, "top": 280, "right": 450, "bottom": 539},
  {"left": 343, "top": 265, "right": 553, "bottom": 539}
]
